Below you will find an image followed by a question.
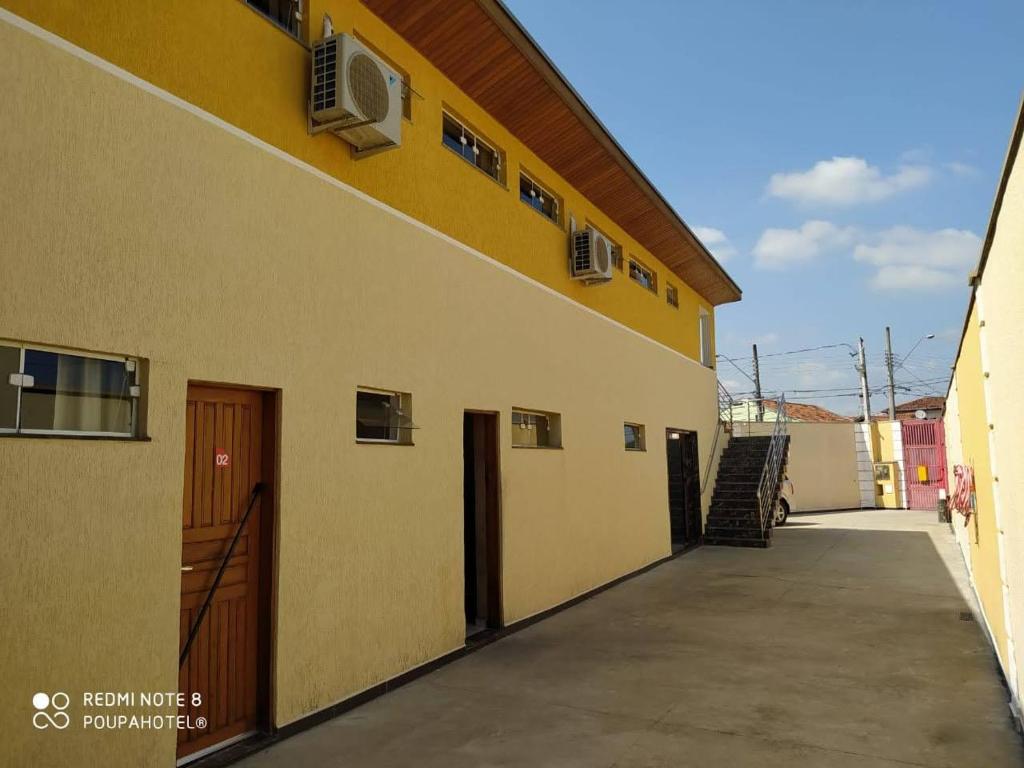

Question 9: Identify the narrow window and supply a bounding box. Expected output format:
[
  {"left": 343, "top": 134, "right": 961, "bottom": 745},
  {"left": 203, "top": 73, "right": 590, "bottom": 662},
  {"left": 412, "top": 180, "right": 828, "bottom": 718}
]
[
  {"left": 628, "top": 257, "right": 658, "bottom": 293},
  {"left": 624, "top": 422, "right": 646, "bottom": 451},
  {"left": 666, "top": 284, "right": 679, "bottom": 308},
  {"left": 511, "top": 409, "right": 561, "bottom": 448},
  {"left": 519, "top": 172, "right": 560, "bottom": 224},
  {"left": 612, "top": 245, "right": 624, "bottom": 271},
  {"left": 442, "top": 112, "right": 504, "bottom": 183},
  {"left": 356, "top": 388, "right": 413, "bottom": 444},
  {"left": 699, "top": 309, "right": 713, "bottom": 367},
  {"left": 246, "top": 0, "right": 301, "bottom": 38},
  {"left": 1, "top": 343, "right": 141, "bottom": 437}
]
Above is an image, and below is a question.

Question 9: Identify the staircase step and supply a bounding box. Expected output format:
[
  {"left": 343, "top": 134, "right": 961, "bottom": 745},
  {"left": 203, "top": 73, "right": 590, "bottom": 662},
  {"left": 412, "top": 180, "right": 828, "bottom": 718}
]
[{"left": 704, "top": 536, "right": 770, "bottom": 548}]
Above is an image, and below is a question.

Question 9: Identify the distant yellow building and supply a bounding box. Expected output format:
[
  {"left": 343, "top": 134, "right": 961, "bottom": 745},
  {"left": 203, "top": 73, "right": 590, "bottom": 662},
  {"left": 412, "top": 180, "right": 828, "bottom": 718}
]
[
  {"left": 943, "top": 96, "right": 1024, "bottom": 727},
  {"left": 0, "top": 2, "right": 739, "bottom": 765}
]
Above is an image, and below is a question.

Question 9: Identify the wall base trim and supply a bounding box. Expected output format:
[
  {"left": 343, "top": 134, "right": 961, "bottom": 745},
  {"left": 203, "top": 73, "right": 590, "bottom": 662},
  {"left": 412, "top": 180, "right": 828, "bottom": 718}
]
[{"left": 187, "top": 546, "right": 688, "bottom": 768}]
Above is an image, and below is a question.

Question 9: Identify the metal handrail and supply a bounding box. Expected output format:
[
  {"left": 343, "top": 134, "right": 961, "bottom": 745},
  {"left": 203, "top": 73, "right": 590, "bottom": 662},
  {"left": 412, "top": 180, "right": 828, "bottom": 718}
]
[
  {"left": 756, "top": 393, "right": 788, "bottom": 534},
  {"left": 702, "top": 381, "right": 736, "bottom": 495},
  {"left": 718, "top": 380, "right": 735, "bottom": 431}
]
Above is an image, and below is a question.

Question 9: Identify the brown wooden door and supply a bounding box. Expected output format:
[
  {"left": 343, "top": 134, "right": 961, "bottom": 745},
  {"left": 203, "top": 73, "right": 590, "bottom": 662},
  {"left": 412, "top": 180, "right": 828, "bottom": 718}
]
[{"left": 178, "top": 385, "right": 266, "bottom": 759}]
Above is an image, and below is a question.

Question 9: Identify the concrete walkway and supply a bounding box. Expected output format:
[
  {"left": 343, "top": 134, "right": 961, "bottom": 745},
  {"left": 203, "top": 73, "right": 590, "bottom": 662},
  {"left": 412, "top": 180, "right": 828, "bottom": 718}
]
[{"left": 238, "top": 510, "right": 1023, "bottom": 767}]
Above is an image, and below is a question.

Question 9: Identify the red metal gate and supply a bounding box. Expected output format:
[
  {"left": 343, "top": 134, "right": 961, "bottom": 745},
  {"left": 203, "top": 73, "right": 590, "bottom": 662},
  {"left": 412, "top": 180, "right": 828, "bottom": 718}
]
[{"left": 901, "top": 420, "right": 947, "bottom": 510}]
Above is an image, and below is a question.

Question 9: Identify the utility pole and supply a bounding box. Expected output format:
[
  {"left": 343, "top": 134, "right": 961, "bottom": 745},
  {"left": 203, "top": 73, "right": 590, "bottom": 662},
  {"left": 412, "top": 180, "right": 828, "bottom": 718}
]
[
  {"left": 885, "top": 326, "right": 897, "bottom": 420},
  {"left": 752, "top": 343, "right": 764, "bottom": 423},
  {"left": 857, "top": 337, "right": 872, "bottom": 423}
]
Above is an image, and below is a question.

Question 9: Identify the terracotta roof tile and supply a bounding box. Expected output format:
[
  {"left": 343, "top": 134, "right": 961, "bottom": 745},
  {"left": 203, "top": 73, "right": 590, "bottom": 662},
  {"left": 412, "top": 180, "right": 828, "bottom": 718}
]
[{"left": 761, "top": 399, "right": 853, "bottom": 423}]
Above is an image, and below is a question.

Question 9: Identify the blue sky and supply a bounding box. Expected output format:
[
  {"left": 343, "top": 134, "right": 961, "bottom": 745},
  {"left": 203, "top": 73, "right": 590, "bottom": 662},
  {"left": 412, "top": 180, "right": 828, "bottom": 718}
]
[{"left": 504, "top": 0, "right": 1024, "bottom": 415}]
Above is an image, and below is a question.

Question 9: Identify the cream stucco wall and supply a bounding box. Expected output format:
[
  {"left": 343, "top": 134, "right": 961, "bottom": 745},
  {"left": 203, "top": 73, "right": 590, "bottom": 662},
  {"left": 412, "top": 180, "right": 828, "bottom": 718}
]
[
  {"left": 0, "top": 18, "right": 721, "bottom": 767},
  {"left": 734, "top": 422, "right": 861, "bottom": 512},
  {"left": 965, "top": 130, "right": 1024, "bottom": 705}
]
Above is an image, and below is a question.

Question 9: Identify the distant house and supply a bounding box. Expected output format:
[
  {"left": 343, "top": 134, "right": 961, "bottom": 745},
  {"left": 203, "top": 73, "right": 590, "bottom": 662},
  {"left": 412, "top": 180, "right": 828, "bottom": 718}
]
[
  {"left": 872, "top": 396, "right": 945, "bottom": 422},
  {"left": 725, "top": 399, "right": 852, "bottom": 423}
]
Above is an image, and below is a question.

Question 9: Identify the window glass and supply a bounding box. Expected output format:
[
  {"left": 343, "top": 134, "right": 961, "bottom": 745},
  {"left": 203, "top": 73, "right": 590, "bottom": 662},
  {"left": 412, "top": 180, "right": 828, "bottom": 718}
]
[
  {"left": 699, "top": 311, "right": 713, "bottom": 367},
  {"left": 629, "top": 258, "right": 657, "bottom": 292},
  {"left": 246, "top": 0, "right": 300, "bottom": 37},
  {"left": 624, "top": 423, "right": 645, "bottom": 451},
  {"left": 0, "top": 345, "right": 19, "bottom": 430},
  {"left": 356, "top": 390, "right": 401, "bottom": 441},
  {"left": 519, "top": 174, "right": 558, "bottom": 223},
  {"left": 667, "top": 284, "right": 679, "bottom": 308},
  {"left": 19, "top": 349, "right": 134, "bottom": 434},
  {"left": 512, "top": 409, "right": 561, "bottom": 448},
  {"left": 442, "top": 113, "right": 503, "bottom": 182}
]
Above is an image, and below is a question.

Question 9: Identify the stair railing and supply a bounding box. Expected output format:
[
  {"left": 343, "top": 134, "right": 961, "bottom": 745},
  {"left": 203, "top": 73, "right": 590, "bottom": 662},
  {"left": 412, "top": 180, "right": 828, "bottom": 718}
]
[
  {"left": 718, "top": 379, "right": 735, "bottom": 431},
  {"left": 756, "top": 393, "right": 788, "bottom": 534},
  {"left": 702, "top": 380, "right": 737, "bottom": 495}
]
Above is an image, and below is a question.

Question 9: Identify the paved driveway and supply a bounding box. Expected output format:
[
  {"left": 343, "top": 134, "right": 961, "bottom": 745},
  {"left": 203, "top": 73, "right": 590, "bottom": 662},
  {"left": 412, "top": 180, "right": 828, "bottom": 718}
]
[{"left": 238, "top": 509, "right": 1024, "bottom": 767}]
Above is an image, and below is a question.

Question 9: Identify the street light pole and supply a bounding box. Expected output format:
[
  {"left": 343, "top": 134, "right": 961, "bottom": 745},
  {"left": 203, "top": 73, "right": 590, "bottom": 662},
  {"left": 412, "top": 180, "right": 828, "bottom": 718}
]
[
  {"left": 858, "top": 337, "right": 872, "bottom": 423},
  {"left": 885, "top": 326, "right": 897, "bottom": 420}
]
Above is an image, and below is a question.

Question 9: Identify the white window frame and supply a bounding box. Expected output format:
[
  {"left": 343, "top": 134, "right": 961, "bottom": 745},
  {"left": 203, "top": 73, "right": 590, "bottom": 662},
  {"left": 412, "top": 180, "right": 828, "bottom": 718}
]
[
  {"left": 628, "top": 257, "right": 657, "bottom": 293},
  {"left": 511, "top": 408, "right": 562, "bottom": 449},
  {"left": 355, "top": 387, "right": 413, "bottom": 445},
  {"left": 666, "top": 283, "right": 679, "bottom": 308},
  {"left": 519, "top": 171, "right": 561, "bottom": 225},
  {"left": 0, "top": 341, "right": 140, "bottom": 438},
  {"left": 698, "top": 309, "right": 713, "bottom": 367},
  {"left": 441, "top": 110, "right": 504, "bottom": 184},
  {"left": 624, "top": 422, "right": 646, "bottom": 451}
]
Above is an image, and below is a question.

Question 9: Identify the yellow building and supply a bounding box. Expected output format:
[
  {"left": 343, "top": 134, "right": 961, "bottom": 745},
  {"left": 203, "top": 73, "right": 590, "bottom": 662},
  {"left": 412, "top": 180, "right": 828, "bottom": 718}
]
[
  {"left": 943, "top": 96, "right": 1024, "bottom": 727},
  {"left": 0, "top": 1, "right": 740, "bottom": 765}
]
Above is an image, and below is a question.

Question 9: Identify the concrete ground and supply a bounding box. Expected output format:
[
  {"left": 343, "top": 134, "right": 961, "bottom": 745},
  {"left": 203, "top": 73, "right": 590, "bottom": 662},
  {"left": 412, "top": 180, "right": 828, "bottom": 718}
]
[{"left": 238, "top": 509, "right": 1023, "bottom": 767}]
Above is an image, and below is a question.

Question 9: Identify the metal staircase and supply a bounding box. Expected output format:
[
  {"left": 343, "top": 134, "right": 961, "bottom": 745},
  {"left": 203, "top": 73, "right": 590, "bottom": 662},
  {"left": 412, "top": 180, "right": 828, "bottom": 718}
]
[{"left": 706, "top": 394, "right": 790, "bottom": 548}]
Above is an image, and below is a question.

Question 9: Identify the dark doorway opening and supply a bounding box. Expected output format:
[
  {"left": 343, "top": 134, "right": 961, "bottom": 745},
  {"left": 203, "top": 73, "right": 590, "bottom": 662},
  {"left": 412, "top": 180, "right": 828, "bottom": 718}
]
[
  {"left": 463, "top": 411, "right": 502, "bottom": 638},
  {"left": 667, "top": 429, "right": 702, "bottom": 552}
]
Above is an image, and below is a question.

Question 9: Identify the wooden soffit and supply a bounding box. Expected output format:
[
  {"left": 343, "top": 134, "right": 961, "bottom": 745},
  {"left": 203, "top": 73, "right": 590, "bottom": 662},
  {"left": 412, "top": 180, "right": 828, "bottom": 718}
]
[{"left": 361, "top": 0, "right": 741, "bottom": 305}]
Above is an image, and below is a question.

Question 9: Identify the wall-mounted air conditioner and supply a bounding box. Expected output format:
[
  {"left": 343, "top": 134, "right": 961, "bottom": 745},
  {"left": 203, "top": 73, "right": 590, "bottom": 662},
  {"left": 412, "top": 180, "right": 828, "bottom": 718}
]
[
  {"left": 570, "top": 229, "right": 614, "bottom": 284},
  {"left": 310, "top": 34, "right": 402, "bottom": 152}
]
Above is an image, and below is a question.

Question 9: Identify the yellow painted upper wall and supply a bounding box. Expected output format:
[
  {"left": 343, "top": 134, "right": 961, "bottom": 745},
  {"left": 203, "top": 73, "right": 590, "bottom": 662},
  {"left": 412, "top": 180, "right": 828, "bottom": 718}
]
[{"left": 1, "top": 0, "right": 718, "bottom": 364}]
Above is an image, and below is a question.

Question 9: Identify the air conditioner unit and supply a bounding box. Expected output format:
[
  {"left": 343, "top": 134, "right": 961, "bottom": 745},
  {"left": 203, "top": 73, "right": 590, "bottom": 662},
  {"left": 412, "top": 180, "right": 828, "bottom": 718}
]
[
  {"left": 311, "top": 34, "right": 402, "bottom": 152},
  {"left": 570, "top": 229, "right": 614, "bottom": 283}
]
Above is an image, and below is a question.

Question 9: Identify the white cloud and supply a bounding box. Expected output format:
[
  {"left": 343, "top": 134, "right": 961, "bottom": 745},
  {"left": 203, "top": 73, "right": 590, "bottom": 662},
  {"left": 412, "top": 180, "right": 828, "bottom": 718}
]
[
  {"left": 869, "top": 266, "right": 959, "bottom": 292},
  {"left": 750, "top": 332, "right": 779, "bottom": 346},
  {"left": 752, "top": 220, "right": 855, "bottom": 269},
  {"left": 946, "top": 161, "right": 979, "bottom": 177},
  {"left": 767, "top": 156, "right": 931, "bottom": 206},
  {"left": 693, "top": 226, "right": 737, "bottom": 262},
  {"left": 854, "top": 226, "right": 981, "bottom": 292}
]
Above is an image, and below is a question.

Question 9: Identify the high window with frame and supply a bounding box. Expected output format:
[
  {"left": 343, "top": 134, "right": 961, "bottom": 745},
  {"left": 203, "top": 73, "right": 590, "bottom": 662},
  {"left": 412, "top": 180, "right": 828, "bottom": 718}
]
[
  {"left": 442, "top": 112, "right": 504, "bottom": 183},
  {"left": 519, "top": 172, "right": 560, "bottom": 224},
  {"left": 666, "top": 284, "right": 679, "bottom": 308},
  {"left": 246, "top": 0, "right": 301, "bottom": 38},
  {"left": 698, "top": 309, "right": 713, "bottom": 367},
  {"left": 356, "top": 388, "right": 414, "bottom": 444},
  {"left": 511, "top": 409, "right": 561, "bottom": 449},
  {"left": 0, "top": 343, "right": 141, "bottom": 437},
  {"left": 624, "top": 422, "right": 646, "bottom": 451},
  {"left": 629, "top": 257, "right": 658, "bottom": 293}
]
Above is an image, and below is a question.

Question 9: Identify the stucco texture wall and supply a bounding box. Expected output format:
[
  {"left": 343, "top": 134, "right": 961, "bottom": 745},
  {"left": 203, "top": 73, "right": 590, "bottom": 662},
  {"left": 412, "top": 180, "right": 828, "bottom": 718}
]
[
  {"left": 0, "top": 0, "right": 719, "bottom": 365},
  {"left": 734, "top": 422, "right": 860, "bottom": 512},
  {"left": 950, "top": 304, "right": 1007, "bottom": 665},
  {"left": 0, "top": 18, "right": 719, "bottom": 767},
  {"left": 968, "top": 136, "right": 1024, "bottom": 699}
]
